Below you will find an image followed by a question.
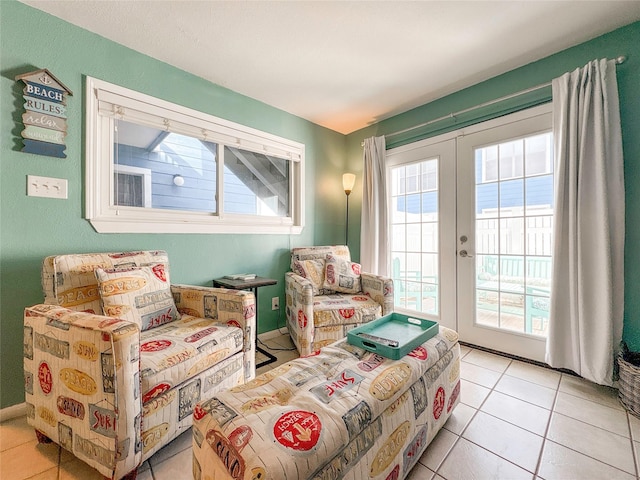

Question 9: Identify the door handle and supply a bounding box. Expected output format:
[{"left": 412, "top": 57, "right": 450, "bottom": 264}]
[{"left": 459, "top": 250, "right": 474, "bottom": 258}]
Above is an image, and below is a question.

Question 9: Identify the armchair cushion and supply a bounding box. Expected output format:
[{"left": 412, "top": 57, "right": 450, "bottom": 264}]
[
  {"left": 95, "top": 266, "right": 180, "bottom": 331},
  {"left": 292, "top": 259, "right": 326, "bottom": 295},
  {"left": 312, "top": 294, "right": 381, "bottom": 327},
  {"left": 139, "top": 315, "right": 244, "bottom": 405},
  {"left": 323, "top": 253, "right": 361, "bottom": 293}
]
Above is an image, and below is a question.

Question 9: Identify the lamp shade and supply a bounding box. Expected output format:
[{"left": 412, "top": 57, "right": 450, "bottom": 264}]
[{"left": 343, "top": 173, "right": 356, "bottom": 194}]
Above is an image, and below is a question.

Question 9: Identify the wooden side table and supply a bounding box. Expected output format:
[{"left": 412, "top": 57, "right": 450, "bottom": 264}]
[{"left": 212, "top": 276, "right": 278, "bottom": 368}]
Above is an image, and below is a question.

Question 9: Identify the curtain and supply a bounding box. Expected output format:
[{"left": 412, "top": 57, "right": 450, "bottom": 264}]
[
  {"left": 545, "top": 59, "right": 625, "bottom": 386},
  {"left": 360, "top": 136, "right": 389, "bottom": 276}
]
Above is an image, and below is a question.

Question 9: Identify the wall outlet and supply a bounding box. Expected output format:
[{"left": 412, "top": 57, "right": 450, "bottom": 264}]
[
  {"left": 27, "top": 175, "right": 68, "bottom": 199},
  {"left": 272, "top": 297, "right": 279, "bottom": 310}
]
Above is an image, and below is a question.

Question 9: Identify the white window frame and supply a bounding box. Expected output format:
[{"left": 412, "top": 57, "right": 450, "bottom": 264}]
[{"left": 85, "top": 76, "right": 305, "bottom": 234}]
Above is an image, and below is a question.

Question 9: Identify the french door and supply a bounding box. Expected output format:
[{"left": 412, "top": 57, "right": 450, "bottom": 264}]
[
  {"left": 387, "top": 104, "right": 553, "bottom": 362},
  {"left": 387, "top": 137, "right": 457, "bottom": 331},
  {"left": 457, "top": 106, "right": 553, "bottom": 362}
]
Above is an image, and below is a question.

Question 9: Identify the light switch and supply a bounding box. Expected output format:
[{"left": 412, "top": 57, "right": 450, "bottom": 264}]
[{"left": 27, "top": 175, "right": 68, "bottom": 199}]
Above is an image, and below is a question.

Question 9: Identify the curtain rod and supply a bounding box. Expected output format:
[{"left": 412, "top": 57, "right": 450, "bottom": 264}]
[{"left": 363, "top": 55, "right": 626, "bottom": 145}]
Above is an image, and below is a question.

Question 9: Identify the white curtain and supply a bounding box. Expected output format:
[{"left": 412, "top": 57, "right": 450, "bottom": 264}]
[
  {"left": 360, "top": 136, "right": 389, "bottom": 276},
  {"left": 545, "top": 59, "right": 625, "bottom": 386}
]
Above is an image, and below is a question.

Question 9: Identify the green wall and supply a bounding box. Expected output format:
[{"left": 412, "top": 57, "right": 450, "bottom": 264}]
[
  {"left": 0, "top": 1, "right": 346, "bottom": 408},
  {"left": 346, "top": 22, "right": 640, "bottom": 351},
  {"left": 1, "top": 1, "right": 638, "bottom": 409}
]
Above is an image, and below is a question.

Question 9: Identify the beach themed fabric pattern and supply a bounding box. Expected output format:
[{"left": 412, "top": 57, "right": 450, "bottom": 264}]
[
  {"left": 292, "top": 259, "right": 326, "bottom": 295},
  {"left": 42, "top": 251, "right": 170, "bottom": 315},
  {"left": 285, "top": 246, "right": 394, "bottom": 357},
  {"left": 24, "top": 304, "right": 143, "bottom": 479},
  {"left": 291, "top": 245, "right": 350, "bottom": 296},
  {"left": 192, "top": 327, "right": 461, "bottom": 480},
  {"left": 171, "top": 284, "right": 256, "bottom": 382},
  {"left": 95, "top": 265, "right": 180, "bottom": 331},
  {"left": 28, "top": 251, "right": 256, "bottom": 479},
  {"left": 323, "top": 254, "right": 362, "bottom": 294}
]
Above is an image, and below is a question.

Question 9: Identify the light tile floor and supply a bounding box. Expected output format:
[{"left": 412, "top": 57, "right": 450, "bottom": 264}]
[{"left": 2, "top": 333, "right": 639, "bottom": 479}]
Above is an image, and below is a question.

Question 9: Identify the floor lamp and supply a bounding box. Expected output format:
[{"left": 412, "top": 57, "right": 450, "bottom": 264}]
[{"left": 343, "top": 173, "right": 356, "bottom": 245}]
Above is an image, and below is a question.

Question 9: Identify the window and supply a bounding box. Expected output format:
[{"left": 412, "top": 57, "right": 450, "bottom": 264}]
[
  {"left": 86, "top": 77, "right": 305, "bottom": 234},
  {"left": 390, "top": 158, "right": 441, "bottom": 315},
  {"left": 222, "top": 146, "right": 290, "bottom": 217},
  {"left": 480, "top": 133, "right": 552, "bottom": 182},
  {"left": 113, "top": 165, "right": 151, "bottom": 208},
  {"left": 474, "top": 130, "right": 554, "bottom": 337}
]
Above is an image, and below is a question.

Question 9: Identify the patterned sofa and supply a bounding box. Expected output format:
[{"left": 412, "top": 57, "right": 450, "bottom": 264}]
[
  {"left": 24, "top": 251, "right": 256, "bottom": 479},
  {"left": 285, "top": 245, "right": 394, "bottom": 356},
  {"left": 192, "top": 326, "right": 461, "bottom": 479}
]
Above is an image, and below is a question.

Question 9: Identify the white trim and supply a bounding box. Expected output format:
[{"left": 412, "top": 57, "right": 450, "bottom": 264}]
[
  {"left": 90, "top": 218, "right": 304, "bottom": 235},
  {"left": 86, "top": 76, "right": 305, "bottom": 234},
  {"left": 258, "top": 329, "right": 287, "bottom": 341},
  {"left": 0, "top": 402, "right": 27, "bottom": 422},
  {"left": 94, "top": 85, "right": 305, "bottom": 159}
]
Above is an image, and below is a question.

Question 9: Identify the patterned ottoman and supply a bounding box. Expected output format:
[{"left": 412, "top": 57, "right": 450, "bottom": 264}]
[{"left": 192, "top": 327, "right": 461, "bottom": 480}]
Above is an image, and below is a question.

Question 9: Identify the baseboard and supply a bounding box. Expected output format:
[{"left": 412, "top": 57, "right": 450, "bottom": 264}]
[
  {"left": 0, "top": 402, "right": 27, "bottom": 422},
  {"left": 258, "top": 327, "right": 289, "bottom": 341}
]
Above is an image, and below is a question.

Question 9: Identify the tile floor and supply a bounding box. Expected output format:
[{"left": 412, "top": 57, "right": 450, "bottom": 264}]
[{"left": 2, "top": 331, "right": 639, "bottom": 479}]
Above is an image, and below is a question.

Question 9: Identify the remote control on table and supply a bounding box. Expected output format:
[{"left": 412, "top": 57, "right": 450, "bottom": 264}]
[{"left": 356, "top": 332, "right": 399, "bottom": 348}]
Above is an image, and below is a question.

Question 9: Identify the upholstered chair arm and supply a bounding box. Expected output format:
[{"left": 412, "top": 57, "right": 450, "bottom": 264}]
[
  {"left": 285, "top": 272, "right": 314, "bottom": 292},
  {"left": 170, "top": 284, "right": 256, "bottom": 381},
  {"left": 360, "top": 272, "right": 394, "bottom": 315},
  {"left": 24, "top": 304, "right": 142, "bottom": 479},
  {"left": 284, "top": 272, "right": 315, "bottom": 357}
]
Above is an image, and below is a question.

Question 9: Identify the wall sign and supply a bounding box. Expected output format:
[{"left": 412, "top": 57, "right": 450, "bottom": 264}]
[{"left": 15, "top": 69, "right": 72, "bottom": 158}]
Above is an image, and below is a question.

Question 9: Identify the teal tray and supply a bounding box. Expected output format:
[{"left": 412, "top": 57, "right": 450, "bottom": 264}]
[{"left": 347, "top": 313, "right": 439, "bottom": 360}]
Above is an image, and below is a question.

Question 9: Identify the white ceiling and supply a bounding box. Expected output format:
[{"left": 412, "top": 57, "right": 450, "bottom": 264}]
[{"left": 20, "top": 1, "right": 640, "bottom": 134}]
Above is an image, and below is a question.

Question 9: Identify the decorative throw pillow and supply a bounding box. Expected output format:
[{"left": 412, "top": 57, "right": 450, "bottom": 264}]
[
  {"left": 323, "top": 254, "right": 362, "bottom": 294},
  {"left": 292, "top": 259, "right": 326, "bottom": 294},
  {"left": 95, "top": 264, "right": 180, "bottom": 331}
]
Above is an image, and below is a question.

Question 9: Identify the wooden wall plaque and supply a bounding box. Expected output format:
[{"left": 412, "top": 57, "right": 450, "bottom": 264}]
[{"left": 15, "top": 69, "right": 73, "bottom": 158}]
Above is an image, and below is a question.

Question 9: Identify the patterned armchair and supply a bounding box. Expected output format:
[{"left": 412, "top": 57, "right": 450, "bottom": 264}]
[
  {"left": 285, "top": 245, "right": 393, "bottom": 356},
  {"left": 24, "top": 251, "right": 255, "bottom": 480}
]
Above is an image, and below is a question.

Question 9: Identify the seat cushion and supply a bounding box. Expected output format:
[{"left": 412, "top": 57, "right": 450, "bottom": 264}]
[
  {"left": 312, "top": 294, "right": 381, "bottom": 327},
  {"left": 140, "top": 315, "right": 244, "bottom": 404}
]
